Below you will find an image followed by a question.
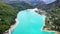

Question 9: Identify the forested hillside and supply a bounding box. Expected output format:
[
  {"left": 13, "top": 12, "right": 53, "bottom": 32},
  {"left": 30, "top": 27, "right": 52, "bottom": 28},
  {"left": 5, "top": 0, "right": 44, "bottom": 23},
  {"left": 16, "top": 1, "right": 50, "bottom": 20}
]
[{"left": 0, "top": 3, "right": 18, "bottom": 34}]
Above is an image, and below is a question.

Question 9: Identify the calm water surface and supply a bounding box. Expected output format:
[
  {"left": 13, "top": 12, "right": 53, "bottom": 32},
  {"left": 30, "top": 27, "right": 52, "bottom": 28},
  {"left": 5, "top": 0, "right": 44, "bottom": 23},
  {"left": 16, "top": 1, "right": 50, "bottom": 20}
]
[{"left": 12, "top": 9, "right": 55, "bottom": 34}]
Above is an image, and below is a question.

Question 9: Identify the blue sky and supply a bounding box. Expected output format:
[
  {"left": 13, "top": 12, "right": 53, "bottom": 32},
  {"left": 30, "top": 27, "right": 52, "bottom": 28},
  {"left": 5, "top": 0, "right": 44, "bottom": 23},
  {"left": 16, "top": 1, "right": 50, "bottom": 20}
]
[{"left": 42, "top": 0, "right": 56, "bottom": 4}]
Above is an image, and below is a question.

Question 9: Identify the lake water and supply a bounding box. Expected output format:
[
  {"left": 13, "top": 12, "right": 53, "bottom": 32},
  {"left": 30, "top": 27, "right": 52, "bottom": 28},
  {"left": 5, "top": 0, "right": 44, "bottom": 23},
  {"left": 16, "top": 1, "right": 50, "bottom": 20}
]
[{"left": 11, "top": 9, "right": 55, "bottom": 34}]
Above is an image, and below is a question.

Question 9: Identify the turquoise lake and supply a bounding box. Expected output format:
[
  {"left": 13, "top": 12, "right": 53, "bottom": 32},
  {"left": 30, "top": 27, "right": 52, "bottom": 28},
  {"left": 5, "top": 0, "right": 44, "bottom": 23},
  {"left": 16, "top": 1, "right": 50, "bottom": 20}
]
[{"left": 12, "top": 9, "right": 55, "bottom": 34}]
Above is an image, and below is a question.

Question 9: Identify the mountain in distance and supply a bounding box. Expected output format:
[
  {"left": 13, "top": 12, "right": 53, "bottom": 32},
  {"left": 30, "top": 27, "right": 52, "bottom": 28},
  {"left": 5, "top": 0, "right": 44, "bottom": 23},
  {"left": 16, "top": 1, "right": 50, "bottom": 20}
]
[
  {"left": 0, "top": 0, "right": 56, "bottom": 6},
  {"left": 0, "top": 0, "right": 47, "bottom": 9},
  {"left": 0, "top": 0, "right": 58, "bottom": 10},
  {"left": 19, "top": 0, "right": 46, "bottom": 6},
  {"left": 0, "top": 0, "right": 46, "bottom": 5}
]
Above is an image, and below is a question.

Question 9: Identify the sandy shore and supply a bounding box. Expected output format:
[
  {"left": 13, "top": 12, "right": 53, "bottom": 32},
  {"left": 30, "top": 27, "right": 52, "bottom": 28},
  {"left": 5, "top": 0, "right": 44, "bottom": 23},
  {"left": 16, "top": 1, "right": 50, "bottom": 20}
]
[
  {"left": 42, "top": 28, "right": 60, "bottom": 34},
  {"left": 9, "top": 18, "right": 19, "bottom": 34}
]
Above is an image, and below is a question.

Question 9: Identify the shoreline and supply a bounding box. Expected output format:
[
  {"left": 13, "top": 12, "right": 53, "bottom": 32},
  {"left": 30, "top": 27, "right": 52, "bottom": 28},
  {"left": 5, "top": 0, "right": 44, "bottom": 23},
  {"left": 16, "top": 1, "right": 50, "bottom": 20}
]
[
  {"left": 42, "top": 27, "right": 60, "bottom": 34},
  {"left": 8, "top": 8, "right": 59, "bottom": 34},
  {"left": 9, "top": 18, "right": 19, "bottom": 34},
  {"left": 39, "top": 16, "right": 59, "bottom": 34},
  {"left": 4, "top": 18, "right": 19, "bottom": 34}
]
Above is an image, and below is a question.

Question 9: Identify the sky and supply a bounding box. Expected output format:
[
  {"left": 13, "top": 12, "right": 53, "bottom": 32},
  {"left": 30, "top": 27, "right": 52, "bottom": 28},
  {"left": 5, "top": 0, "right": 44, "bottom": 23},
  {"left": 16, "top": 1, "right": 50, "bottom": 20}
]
[{"left": 42, "top": 0, "right": 56, "bottom": 4}]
